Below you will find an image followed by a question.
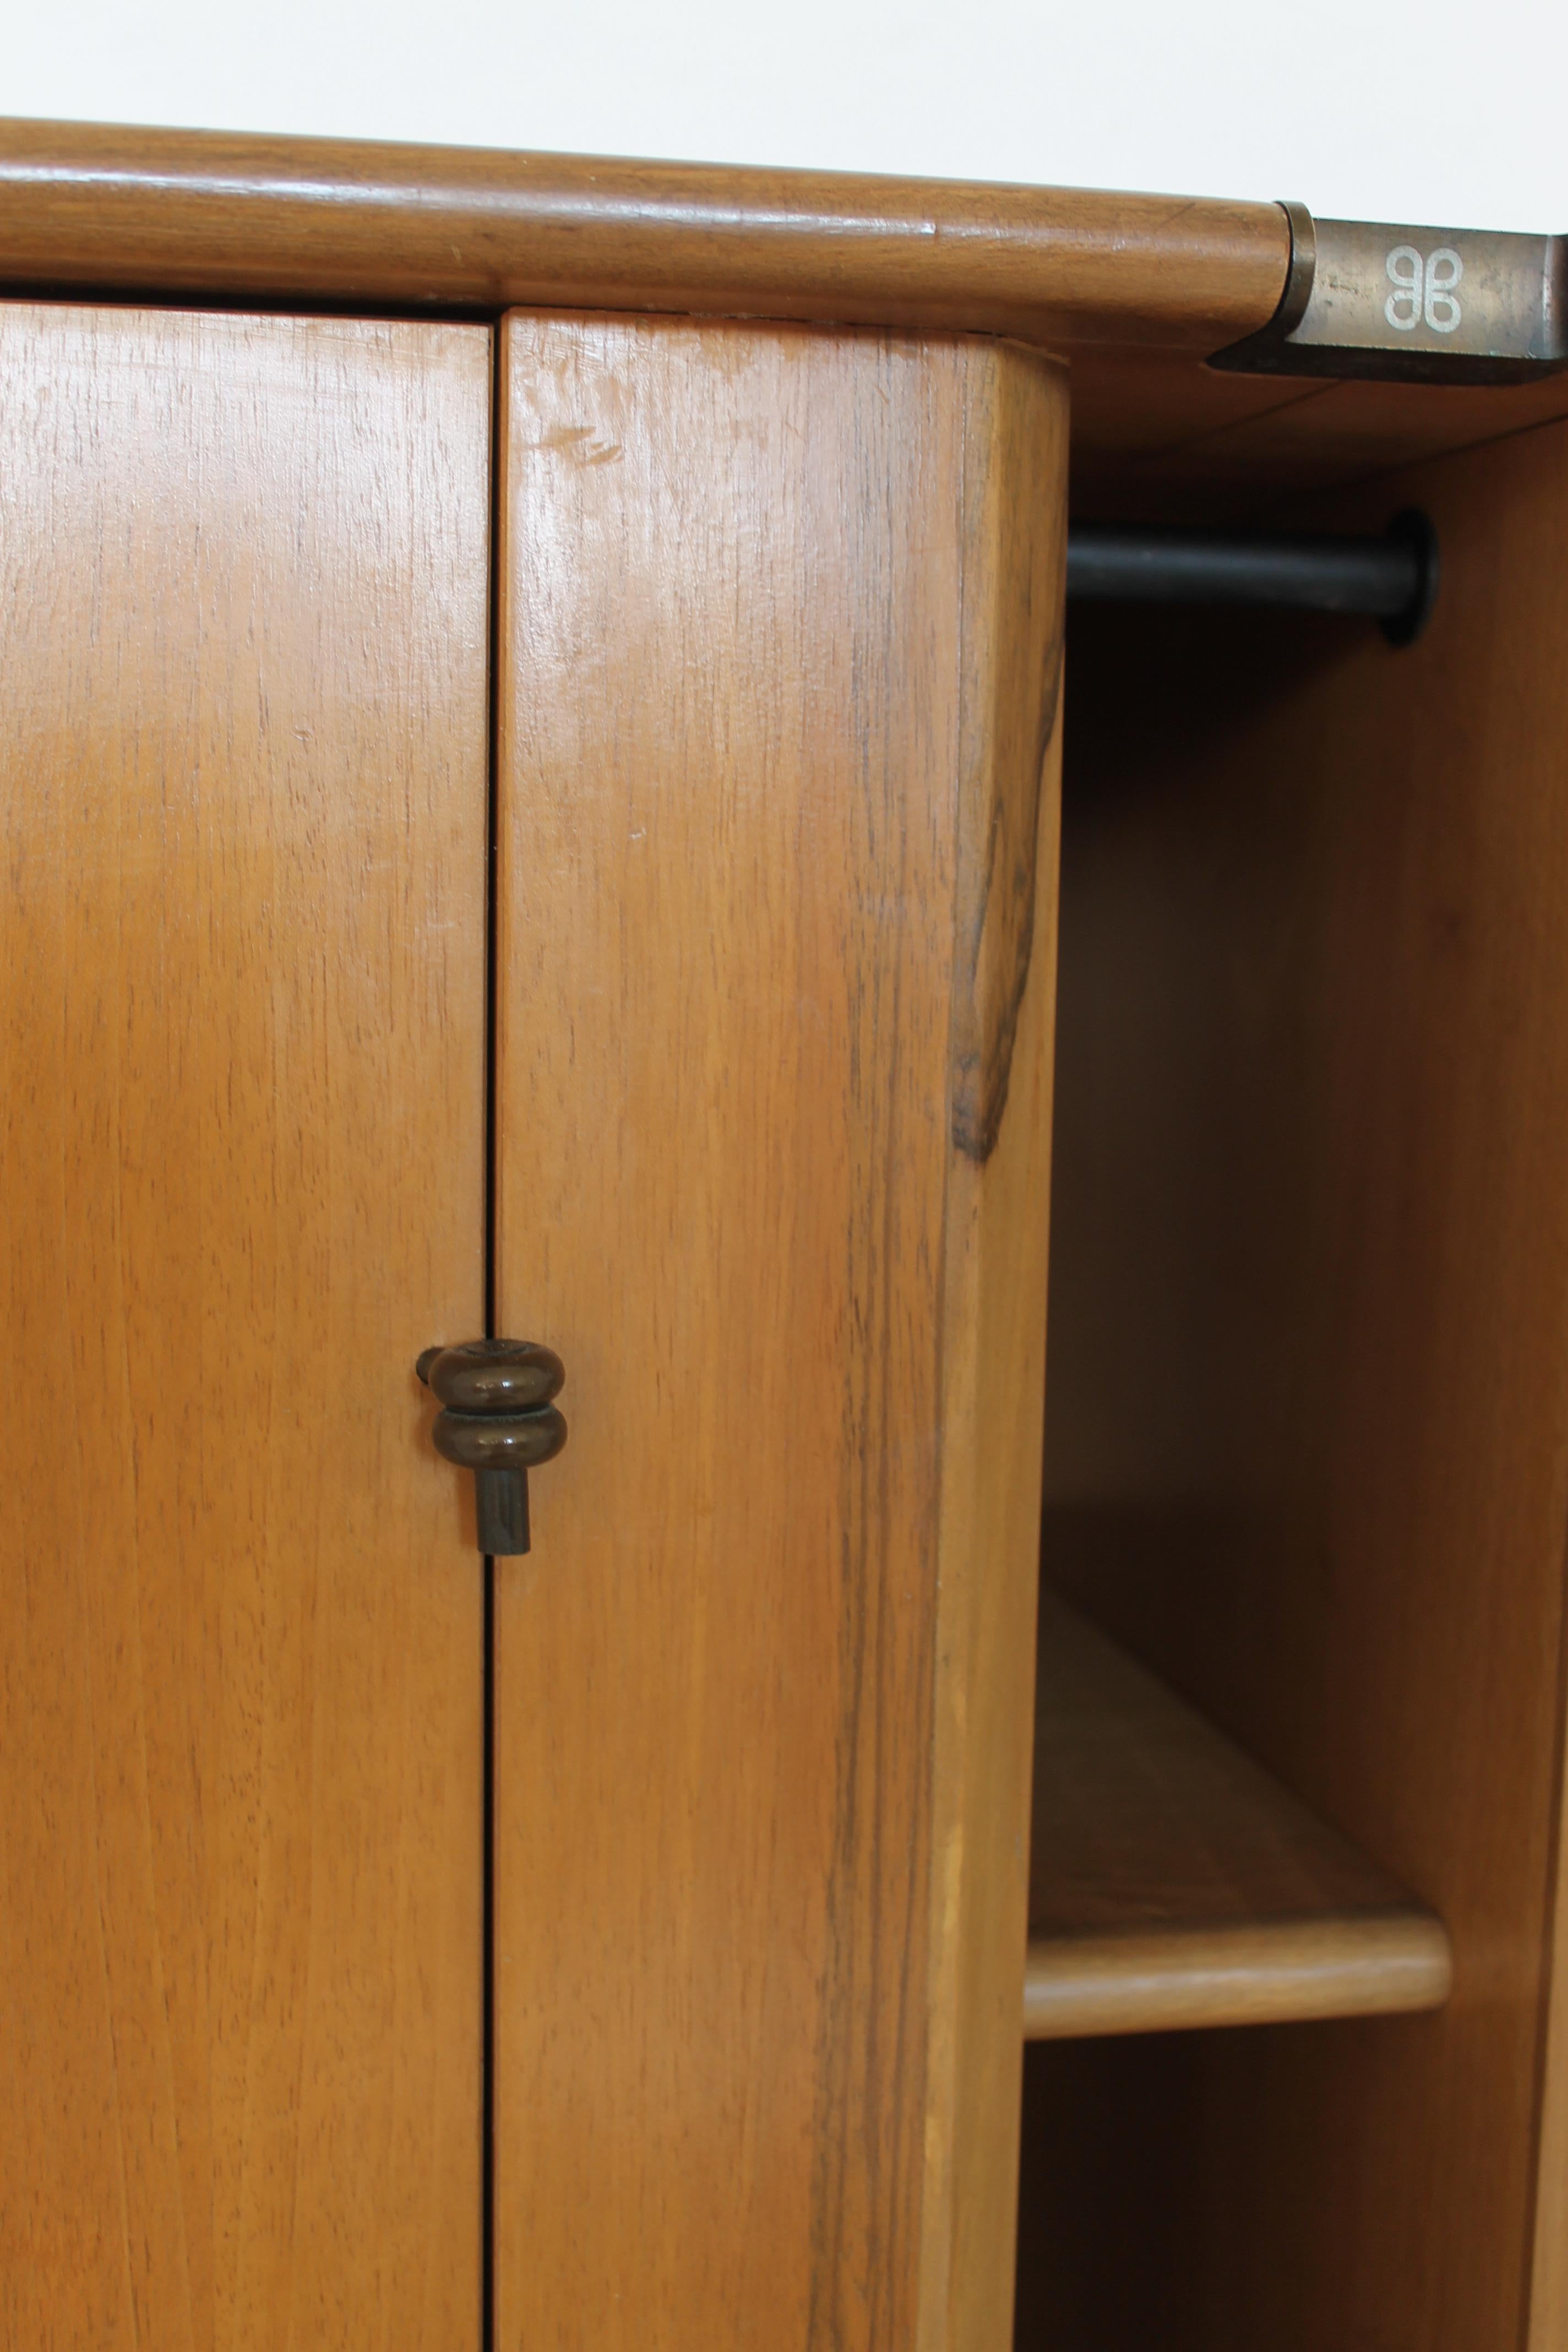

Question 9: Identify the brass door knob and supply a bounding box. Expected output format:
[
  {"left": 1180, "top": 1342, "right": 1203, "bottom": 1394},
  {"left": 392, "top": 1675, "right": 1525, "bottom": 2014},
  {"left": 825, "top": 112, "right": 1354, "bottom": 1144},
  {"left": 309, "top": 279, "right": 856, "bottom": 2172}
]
[{"left": 416, "top": 1339, "right": 567, "bottom": 1555}]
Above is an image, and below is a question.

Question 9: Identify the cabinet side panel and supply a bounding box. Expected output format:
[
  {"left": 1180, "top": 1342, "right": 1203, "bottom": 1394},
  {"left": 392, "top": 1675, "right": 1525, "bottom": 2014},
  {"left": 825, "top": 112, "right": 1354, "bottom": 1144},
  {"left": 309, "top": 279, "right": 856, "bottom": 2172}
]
[
  {"left": 494, "top": 314, "right": 1065, "bottom": 2351},
  {"left": 0, "top": 306, "right": 491, "bottom": 2349}
]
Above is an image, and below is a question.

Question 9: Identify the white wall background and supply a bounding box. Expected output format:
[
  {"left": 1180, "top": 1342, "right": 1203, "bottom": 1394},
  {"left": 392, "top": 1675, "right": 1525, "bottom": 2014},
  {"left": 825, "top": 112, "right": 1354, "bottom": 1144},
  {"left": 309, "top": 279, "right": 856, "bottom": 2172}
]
[{"left": 3, "top": 0, "right": 1564, "bottom": 235}]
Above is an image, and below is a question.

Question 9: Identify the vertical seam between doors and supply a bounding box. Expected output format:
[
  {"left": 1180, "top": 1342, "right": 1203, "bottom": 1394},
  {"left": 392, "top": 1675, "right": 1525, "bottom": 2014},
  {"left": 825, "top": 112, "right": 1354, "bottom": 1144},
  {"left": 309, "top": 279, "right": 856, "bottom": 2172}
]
[{"left": 481, "top": 313, "right": 505, "bottom": 2352}]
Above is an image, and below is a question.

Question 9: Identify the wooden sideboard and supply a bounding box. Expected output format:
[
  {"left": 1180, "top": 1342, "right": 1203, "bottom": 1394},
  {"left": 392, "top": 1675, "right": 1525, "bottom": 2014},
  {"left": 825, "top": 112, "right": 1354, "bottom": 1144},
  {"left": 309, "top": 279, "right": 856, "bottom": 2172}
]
[{"left": 3, "top": 117, "right": 1568, "bottom": 2351}]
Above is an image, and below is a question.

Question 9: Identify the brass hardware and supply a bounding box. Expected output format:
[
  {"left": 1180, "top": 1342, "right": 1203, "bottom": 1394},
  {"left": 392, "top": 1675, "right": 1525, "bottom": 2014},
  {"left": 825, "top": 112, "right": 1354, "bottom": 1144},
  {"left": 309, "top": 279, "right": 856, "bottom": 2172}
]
[
  {"left": 416, "top": 1338, "right": 567, "bottom": 1555},
  {"left": 1213, "top": 203, "right": 1568, "bottom": 384}
]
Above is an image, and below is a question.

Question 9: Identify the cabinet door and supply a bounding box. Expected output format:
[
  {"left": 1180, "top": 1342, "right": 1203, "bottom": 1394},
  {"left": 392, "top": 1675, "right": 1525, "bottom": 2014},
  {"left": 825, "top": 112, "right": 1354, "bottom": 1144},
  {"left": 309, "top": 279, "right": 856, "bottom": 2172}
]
[
  {"left": 0, "top": 306, "right": 491, "bottom": 2348},
  {"left": 492, "top": 314, "right": 1068, "bottom": 2350}
]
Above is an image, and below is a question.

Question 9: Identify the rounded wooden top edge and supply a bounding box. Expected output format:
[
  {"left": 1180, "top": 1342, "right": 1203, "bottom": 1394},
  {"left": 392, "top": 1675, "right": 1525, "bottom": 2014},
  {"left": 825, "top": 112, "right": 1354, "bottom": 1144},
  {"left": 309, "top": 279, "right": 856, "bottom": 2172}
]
[{"left": 0, "top": 117, "right": 1291, "bottom": 352}]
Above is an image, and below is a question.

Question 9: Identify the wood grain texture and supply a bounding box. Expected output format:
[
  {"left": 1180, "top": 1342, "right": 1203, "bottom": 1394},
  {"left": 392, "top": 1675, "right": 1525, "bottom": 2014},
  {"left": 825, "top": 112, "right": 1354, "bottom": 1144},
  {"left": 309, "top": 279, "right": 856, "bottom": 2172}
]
[
  {"left": 1026, "top": 1914, "right": 1452, "bottom": 2038},
  {"left": 1030, "top": 409, "right": 1568, "bottom": 2352},
  {"left": 1065, "top": 350, "right": 1324, "bottom": 491},
  {"left": 1533, "top": 1761, "right": 1568, "bottom": 2343},
  {"left": 0, "top": 116, "right": 1284, "bottom": 351},
  {"left": 492, "top": 311, "right": 1065, "bottom": 2352},
  {"left": 1077, "top": 361, "right": 1568, "bottom": 501},
  {"left": 1024, "top": 1595, "right": 1450, "bottom": 2038},
  {"left": 919, "top": 348, "right": 1065, "bottom": 2352},
  {"left": 4, "top": 121, "right": 1564, "bottom": 491},
  {"left": 0, "top": 303, "right": 491, "bottom": 2348}
]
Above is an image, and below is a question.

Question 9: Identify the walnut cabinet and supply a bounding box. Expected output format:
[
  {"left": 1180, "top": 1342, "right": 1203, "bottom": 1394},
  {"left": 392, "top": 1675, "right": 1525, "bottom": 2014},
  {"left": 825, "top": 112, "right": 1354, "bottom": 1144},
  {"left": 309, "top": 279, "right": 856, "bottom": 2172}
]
[{"left": 4, "top": 119, "right": 1568, "bottom": 2352}]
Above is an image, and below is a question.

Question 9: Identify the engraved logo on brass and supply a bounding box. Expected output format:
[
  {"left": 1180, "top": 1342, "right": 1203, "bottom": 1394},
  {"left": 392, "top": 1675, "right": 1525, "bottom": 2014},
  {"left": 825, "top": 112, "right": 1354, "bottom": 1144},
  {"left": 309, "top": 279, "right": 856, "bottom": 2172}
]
[{"left": 1385, "top": 244, "right": 1464, "bottom": 335}]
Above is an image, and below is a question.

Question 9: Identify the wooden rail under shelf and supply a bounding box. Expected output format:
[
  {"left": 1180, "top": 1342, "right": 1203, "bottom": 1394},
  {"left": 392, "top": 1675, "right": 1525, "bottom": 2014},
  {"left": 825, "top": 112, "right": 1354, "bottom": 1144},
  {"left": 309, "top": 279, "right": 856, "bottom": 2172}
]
[{"left": 1024, "top": 1594, "right": 1453, "bottom": 2040}]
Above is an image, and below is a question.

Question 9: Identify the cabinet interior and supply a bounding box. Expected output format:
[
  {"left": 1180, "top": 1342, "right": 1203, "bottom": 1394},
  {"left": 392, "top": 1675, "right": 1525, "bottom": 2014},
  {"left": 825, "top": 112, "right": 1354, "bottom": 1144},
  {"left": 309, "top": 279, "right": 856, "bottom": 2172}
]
[{"left": 1016, "top": 413, "right": 1568, "bottom": 2349}]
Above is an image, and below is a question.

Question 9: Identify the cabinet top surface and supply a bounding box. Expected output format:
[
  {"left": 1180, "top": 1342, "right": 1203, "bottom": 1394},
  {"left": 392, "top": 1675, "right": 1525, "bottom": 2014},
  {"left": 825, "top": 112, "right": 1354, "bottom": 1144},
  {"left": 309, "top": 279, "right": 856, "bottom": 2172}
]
[
  {"left": 4, "top": 118, "right": 1564, "bottom": 494},
  {"left": 0, "top": 116, "right": 1288, "bottom": 352}
]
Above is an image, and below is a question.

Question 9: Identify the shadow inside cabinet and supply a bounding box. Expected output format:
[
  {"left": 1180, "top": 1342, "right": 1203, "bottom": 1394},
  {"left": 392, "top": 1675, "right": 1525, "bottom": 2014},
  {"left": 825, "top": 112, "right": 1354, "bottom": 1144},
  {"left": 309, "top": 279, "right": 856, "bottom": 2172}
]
[{"left": 1015, "top": 2030, "right": 1210, "bottom": 2352}]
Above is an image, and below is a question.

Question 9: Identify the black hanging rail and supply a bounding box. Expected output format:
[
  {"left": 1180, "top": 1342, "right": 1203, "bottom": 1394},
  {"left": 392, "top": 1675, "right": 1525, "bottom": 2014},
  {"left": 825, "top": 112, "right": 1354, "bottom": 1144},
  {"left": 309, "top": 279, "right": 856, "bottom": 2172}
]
[{"left": 1066, "top": 511, "right": 1438, "bottom": 644}]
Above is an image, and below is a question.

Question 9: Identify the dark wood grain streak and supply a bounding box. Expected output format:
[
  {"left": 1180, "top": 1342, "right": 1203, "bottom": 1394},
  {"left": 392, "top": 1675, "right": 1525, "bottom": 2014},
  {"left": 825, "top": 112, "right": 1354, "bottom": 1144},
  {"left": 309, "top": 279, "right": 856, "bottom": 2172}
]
[{"left": 951, "top": 624, "right": 1063, "bottom": 1161}]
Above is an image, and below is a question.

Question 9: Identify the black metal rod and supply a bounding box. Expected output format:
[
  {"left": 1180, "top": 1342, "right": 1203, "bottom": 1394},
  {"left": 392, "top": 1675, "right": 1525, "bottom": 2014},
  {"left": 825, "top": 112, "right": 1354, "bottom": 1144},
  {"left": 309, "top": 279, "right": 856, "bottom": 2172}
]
[{"left": 1066, "top": 513, "right": 1437, "bottom": 643}]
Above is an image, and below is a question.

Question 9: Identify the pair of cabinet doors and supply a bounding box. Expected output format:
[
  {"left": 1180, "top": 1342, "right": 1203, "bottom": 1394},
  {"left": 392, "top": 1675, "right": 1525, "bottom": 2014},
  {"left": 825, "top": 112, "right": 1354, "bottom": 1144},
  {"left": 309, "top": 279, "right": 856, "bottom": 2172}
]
[{"left": 0, "top": 300, "right": 1065, "bottom": 2348}]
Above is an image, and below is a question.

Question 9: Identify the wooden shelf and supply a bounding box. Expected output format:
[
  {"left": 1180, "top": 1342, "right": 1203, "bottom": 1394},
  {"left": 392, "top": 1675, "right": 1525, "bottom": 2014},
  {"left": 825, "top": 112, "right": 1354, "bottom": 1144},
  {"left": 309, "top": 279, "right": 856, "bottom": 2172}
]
[{"left": 1023, "top": 1595, "right": 1452, "bottom": 2040}]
